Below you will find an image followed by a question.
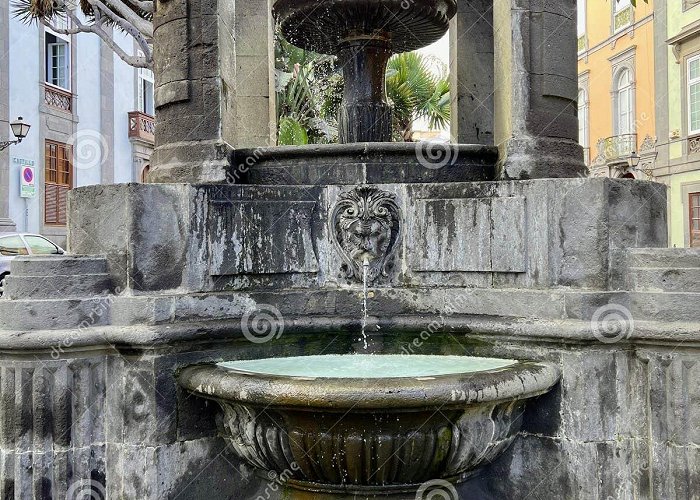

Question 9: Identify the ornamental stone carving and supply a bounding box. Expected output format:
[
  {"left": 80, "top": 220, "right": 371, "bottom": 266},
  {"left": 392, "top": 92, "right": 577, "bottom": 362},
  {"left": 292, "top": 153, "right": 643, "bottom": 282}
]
[{"left": 330, "top": 187, "right": 401, "bottom": 283}]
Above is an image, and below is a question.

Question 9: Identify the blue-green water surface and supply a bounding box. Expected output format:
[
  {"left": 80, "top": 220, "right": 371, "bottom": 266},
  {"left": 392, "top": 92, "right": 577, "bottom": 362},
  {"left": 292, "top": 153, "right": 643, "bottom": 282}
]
[{"left": 218, "top": 354, "right": 516, "bottom": 379}]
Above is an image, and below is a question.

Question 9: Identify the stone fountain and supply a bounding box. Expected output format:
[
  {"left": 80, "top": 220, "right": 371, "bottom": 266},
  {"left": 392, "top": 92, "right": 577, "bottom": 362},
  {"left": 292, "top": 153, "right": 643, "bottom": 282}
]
[{"left": 0, "top": 0, "right": 697, "bottom": 499}]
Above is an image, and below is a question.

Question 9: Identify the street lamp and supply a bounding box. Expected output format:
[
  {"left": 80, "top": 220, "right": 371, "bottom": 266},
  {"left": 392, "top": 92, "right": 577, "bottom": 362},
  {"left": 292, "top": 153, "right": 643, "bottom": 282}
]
[
  {"left": 0, "top": 117, "right": 31, "bottom": 151},
  {"left": 627, "top": 151, "right": 641, "bottom": 170}
]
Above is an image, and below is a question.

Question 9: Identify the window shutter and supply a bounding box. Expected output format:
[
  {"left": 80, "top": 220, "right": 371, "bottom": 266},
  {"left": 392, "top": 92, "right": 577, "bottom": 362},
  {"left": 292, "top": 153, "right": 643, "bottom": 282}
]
[{"left": 44, "top": 140, "right": 72, "bottom": 226}]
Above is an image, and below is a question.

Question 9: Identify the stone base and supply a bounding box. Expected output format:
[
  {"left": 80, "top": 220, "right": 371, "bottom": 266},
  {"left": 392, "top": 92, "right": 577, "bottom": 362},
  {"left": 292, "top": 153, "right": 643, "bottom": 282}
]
[
  {"left": 148, "top": 140, "right": 232, "bottom": 183},
  {"left": 0, "top": 177, "right": 696, "bottom": 499},
  {"left": 500, "top": 136, "right": 588, "bottom": 179}
]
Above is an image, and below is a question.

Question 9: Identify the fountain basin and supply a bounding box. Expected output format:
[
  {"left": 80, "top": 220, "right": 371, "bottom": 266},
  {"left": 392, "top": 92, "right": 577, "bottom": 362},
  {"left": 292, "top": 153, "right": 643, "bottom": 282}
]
[
  {"left": 178, "top": 354, "right": 560, "bottom": 495},
  {"left": 230, "top": 143, "right": 499, "bottom": 185}
]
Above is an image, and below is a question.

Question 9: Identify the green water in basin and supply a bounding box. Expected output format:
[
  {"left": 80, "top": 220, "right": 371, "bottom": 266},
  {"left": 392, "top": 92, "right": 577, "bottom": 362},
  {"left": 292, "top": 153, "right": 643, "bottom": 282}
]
[{"left": 217, "top": 355, "right": 516, "bottom": 379}]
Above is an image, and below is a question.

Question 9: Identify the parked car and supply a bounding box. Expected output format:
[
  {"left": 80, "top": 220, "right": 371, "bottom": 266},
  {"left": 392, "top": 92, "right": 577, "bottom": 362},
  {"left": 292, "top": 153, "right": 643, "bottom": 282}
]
[{"left": 0, "top": 233, "right": 65, "bottom": 297}]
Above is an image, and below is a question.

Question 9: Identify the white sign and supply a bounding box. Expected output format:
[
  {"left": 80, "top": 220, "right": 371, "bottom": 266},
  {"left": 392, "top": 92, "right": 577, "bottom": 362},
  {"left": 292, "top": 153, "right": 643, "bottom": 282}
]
[{"left": 14, "top": 157, "right": 36, "bottom": 198}]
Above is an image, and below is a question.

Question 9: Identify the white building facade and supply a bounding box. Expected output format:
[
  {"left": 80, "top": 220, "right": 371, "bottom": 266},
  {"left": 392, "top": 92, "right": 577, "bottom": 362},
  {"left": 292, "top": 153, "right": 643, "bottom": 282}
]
[{"left": 0, "top": 6, "right": 154, "bottom": 246}]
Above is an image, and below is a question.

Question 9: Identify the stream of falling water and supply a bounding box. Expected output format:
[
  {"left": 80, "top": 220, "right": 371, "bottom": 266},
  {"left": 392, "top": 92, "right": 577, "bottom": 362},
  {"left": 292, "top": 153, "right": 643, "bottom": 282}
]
[{"left": 361, "top": 258, "right": 369, "bottom": 350}]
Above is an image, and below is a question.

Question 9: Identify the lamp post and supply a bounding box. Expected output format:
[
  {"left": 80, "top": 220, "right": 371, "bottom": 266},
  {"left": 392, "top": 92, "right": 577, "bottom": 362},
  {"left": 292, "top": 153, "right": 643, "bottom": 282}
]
[
  {"left": 627, "top": 151, "right": 641, "bottom": 170},
  {"left": 0, "top": 117, "right": 31, "bottom": 151}
]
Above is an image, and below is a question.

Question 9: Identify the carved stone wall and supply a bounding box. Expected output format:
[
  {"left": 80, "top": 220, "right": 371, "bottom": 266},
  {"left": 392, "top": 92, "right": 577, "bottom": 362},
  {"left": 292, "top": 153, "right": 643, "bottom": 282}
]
[{"left": 67, "top": 178, "right": 667, "bottom": 294}]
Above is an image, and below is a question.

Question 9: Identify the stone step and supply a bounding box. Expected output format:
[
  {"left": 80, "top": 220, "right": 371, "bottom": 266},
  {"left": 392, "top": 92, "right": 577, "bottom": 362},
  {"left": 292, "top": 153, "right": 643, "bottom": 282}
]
[
  {"left": 630, "top": 292, "right": 700, "bottom": 323},
  {"left": 629, "top": 267, "right": 700, "bottom": 292},
  {"left": 0, "top": 297, "right": 112, "bottom": 330},
  {"left": 9, "top": 255, "right": 109, "bottom": 276},
  {"left": 626, "top": 248, "right": 700, "bottom": 269},
  {"left": 4, "top": 273, "right": 113, "bottom": 300}
]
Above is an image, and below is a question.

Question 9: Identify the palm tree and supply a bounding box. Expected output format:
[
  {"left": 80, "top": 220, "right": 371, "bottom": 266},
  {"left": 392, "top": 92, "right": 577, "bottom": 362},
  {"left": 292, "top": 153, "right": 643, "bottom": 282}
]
[
  {"left": 275, "top": 37, "right": 338, "bottom": 145},
  {"left": 385, "top": 52, "right": 450, "bottom": 142}
]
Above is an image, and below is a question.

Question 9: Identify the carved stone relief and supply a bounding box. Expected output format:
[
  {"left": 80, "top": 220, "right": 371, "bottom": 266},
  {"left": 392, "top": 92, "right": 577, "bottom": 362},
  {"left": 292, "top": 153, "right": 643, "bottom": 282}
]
[{"left": 330, "top": 187, "right": 401, "bottom": 283}]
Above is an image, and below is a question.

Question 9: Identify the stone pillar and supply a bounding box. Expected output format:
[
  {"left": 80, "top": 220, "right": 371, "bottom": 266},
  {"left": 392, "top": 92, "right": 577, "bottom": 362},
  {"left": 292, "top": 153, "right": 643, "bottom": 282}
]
[
  {"left": 0, "top": 0, "right": 16, "bottom": 232},
  {"left": 449, "top": 0, "right": 494, "bottom": 145},
  {"left": 493, "top": 0, "right": 586, "bottom": 179},
  {"left": 149, "top": 0, "right": 275, "bottom": 183}
]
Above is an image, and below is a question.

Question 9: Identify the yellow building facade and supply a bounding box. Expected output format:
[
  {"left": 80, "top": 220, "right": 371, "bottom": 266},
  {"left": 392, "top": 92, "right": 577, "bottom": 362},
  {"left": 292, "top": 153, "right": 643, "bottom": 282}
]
[
  {"left": 655, "top": 1, "right": 700, "bottom": 248},
  {"left": 577, "top": 0, "right": 656, "bottom": 179}
]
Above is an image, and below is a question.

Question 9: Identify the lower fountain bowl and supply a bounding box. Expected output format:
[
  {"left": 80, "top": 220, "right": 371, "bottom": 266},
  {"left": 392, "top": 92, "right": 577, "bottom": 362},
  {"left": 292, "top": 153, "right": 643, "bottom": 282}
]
[
  {"left": 177, "top": 354, "right": 560, "bottom": 495},
  {"left": 229, "top": 143, "right": 499, "bottom": 185}
]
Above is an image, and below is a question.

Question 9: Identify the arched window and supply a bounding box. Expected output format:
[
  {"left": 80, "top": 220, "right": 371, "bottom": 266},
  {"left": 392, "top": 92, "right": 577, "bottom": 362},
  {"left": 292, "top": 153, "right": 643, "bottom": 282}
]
[
  {"left": 614, "top": 68, "right": 634, "bottom": 136},
  {"left": 140, "top": 164, "right": 151, "bottom": 183}
]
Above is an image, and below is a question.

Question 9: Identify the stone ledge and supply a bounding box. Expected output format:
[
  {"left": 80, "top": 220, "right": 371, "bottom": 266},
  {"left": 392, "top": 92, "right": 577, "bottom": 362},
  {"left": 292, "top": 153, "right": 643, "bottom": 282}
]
[{"left": 0, "top": 315, "right": 698, "bottom": 352}]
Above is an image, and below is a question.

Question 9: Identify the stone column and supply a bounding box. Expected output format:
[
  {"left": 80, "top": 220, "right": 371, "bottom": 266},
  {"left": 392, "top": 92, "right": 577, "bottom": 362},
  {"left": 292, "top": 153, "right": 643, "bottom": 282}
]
[
  {"left": 449, "top": 0, "right": 494, "bottom": 145},
  {"left": 149, "top": 0, "right": 275, "bottom": 183},
  {"left": 493, "top": 0, "right": 586, "bottom": 179},
  {"left": 0, "top": 0, "right": 16, "bottom": 232}
]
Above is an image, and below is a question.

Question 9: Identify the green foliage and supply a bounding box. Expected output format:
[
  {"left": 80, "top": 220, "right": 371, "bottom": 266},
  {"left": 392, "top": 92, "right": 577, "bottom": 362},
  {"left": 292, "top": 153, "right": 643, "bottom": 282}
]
[
  {"left": 278, "top": 117, "right": 309, "bottom": 145},
  {"left": 386, "top": 52, "right": 451, "bottom": 141},
  {"left": 275, "top": 36, "right": 338, "bottom": 144}
]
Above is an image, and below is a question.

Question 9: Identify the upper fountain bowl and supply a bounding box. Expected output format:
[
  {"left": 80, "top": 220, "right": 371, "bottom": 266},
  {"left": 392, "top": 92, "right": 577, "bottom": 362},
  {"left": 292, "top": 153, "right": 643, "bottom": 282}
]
[{"left": 272, "top": 0, "right": 458, "bottom": 55}]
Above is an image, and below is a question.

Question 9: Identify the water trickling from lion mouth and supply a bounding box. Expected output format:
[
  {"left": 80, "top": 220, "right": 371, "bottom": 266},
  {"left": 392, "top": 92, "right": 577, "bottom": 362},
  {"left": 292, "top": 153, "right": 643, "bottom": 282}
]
[{"left": 361, "top": 258, "right": 369, "bottom": 350}]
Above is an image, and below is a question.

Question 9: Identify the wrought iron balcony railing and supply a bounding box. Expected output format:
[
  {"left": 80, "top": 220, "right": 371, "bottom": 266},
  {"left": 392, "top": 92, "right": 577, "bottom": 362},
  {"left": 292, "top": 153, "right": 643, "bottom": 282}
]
[
  {"left": 128, "top": 111, "right": 155, "bottom": 145},
  {"left": 44, "top": 84, "right": 72, "bottom": 113},
  {"left": 596, "top": 134, "right": 637, "bottom": 163}
]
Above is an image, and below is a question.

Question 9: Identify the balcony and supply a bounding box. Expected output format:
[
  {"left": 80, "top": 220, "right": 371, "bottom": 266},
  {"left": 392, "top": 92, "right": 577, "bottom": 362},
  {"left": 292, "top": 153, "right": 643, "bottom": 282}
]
[
  {"left": 128, "top": 111, "right": 155, "bottom": 145},
  {"left": 595, "top": 134, "right": 637, "bottom": 164},
  {"left": 44, "top": 84, "right": 72, "bottom": 113}
]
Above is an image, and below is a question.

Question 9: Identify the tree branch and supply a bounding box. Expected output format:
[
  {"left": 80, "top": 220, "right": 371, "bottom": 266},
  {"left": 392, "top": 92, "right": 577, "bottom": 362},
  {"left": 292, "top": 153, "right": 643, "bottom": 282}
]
[{"left": 63, "top": 9, "right": 150, "bottom": 68}]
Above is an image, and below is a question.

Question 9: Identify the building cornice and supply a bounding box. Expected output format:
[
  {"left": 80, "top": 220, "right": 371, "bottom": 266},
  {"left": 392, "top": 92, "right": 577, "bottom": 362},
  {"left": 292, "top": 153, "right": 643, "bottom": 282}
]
[{"left": 668, "top": 19, "right": 700, "bottom": 63}]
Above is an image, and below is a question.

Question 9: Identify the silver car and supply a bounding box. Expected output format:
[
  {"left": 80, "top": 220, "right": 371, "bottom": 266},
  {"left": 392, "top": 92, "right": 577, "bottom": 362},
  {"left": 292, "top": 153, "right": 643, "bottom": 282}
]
[{"left": 0, "top": 233, "right": 65, "bottom": 297}]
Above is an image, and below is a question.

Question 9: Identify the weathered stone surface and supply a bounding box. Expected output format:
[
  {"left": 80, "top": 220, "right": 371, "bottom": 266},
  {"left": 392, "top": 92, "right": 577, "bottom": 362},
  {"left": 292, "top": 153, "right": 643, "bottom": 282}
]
[
  {"left": 65, "top": 179, "right": 668, "bottom": 295},
  {"left": 233, "top": 143, "right": 499, "bottom": 185}
]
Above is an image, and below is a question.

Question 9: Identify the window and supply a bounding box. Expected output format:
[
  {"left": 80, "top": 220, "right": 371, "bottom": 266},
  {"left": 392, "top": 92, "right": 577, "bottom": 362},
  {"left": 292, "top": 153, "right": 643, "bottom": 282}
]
[
  {"left": 45, "top": 140, "right": 72, "bottom": 226},
  {"left": 614, "top": 0, "right": 633, "bottom": 32},
  {"left": 577, "top": 0, "right": 586, "bottom": 52},
  {"left": 46, "top": 32, "right": 70, "bottom": 90},
  {"left": 24, "top": 235, "right": 61, "bottom": 255},
  {"left": 691, "top": 192, "right": 700, "bottom": 248},
  {"left": 137, "top": 52, "right": 155, "bottom": 116},
  {"left": 578, "top": 89, "right": 589, "bottom": 148},
  {"left": 579, "top": 88, "right": 590, "bottom": 164},
  {"left": 614, "top": 68, "right": 634, "bottom": 136},
  {"left": 688, "top": 56, "right": 700, "bottom": 136},
  {"left": 0, "top": 236, "right": 28, "bottom": 256}
]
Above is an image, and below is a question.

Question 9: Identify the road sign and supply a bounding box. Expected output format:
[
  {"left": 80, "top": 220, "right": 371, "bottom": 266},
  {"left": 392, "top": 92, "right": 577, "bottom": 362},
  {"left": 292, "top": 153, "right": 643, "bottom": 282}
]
[{"left": 20, "top": 164, "right": 36, "bottom": 198}]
